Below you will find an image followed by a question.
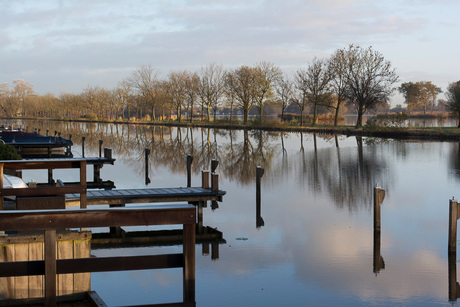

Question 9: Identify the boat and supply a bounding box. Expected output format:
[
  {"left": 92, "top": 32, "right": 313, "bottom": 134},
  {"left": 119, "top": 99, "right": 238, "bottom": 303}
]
[{"left": 0, "top": 130, "right": 73, "bottom": 158}]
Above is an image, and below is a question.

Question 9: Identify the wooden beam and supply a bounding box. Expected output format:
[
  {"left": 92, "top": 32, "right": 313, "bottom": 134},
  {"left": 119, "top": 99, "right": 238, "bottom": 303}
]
[
  {"left": 183, "top": 223, "right": 195, "bottom": 304},
  {"left": 449, "top": 198, "right": 458, "bottom": 252},
  {"left": 0, "top": 205, "right": 196, "bottom": 231},
  {"left": 44, "top": 229, "right": 56, "bottom": 307}
]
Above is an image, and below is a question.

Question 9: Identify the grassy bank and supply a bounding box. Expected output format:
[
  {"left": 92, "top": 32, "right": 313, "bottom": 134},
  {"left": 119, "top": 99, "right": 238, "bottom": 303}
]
[{"left": 4, "top": 116, "right": 460, "bottom": 142}]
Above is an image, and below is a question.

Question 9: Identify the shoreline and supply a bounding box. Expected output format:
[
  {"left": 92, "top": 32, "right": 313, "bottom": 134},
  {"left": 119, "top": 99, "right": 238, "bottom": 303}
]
[{"left": 4, "top": 117, "right": 460, "bottom": 142}]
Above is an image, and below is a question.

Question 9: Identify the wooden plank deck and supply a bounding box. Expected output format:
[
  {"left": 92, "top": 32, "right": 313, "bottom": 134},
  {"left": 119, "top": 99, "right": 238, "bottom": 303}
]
[{"left": 65, "top": 186, "right": 226, "bottom": 206}]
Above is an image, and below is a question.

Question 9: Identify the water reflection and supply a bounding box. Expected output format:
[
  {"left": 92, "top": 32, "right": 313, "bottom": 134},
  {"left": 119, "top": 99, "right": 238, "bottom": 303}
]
[
  {"left": 14, "top": 119, "right": 460, "bottom": 306},
  {"left": 17, "top": 120, "right": 396, "bottom": 212}
]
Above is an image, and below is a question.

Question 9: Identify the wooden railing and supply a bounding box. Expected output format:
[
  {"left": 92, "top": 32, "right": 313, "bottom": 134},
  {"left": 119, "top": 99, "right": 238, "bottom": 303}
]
[
  {"left": 0, "top": 159, "right": 87, "bottom": 209},
  {"left": 0, "top": 205, "right": 196, "bottom": 306}
]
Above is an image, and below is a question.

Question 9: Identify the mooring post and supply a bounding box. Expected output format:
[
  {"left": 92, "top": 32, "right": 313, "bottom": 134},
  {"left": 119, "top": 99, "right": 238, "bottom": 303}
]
[
  {"left": 145, "top": 148, "right": 151, "bottom": 185},
  {"left": 46, "top": 129, "right": 49, "bottom": 136},
  {"left": 44, "top": 229, "right": 57, "bottom": 307},
  {"left": 187, "top": 155, "right": 193, "bottom": 187},
  {"left": 201, "top": 170, "right": 210, "bottom": 189},
  {"left": 99, "top": 139, "right": 103, "bottom": 157},
  {"left": 211, "top": 173, "right": 219, "bottom": 192},
  {"left": 0, "top": 163, "right": 3, "bottom": 210},
  {"left": 211, "top": 159, "right": 219, "bottom": 173},
  {"left": 449, "top": 250, "right": 460, "bottom": 301},
  {"left": 449, "top": 197, "right": 460, "bottom": 252},
  {"left": 256, "top": 166, "right": 265, "bottom": 228},
  {"left": 82, "top": 136, "right": 85, "bottom": 158},
  {"left": 374, "top": 185, "right": 385, "bottom": 232},
  {"left": 183, "top": 223, "right": 196, "bottom": 303}
]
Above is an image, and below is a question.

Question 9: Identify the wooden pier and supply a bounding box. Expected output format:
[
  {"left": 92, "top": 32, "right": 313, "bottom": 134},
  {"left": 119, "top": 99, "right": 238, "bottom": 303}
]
[
  {"left": 0, "top": 205, "right": 197, "bottom": 307},
  {"left": 0, "top": 155, "right": 226, "bottom": 305}
]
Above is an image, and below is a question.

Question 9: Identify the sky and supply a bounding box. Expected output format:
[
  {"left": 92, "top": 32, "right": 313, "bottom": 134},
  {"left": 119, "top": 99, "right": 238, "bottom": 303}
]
[{"left": 1, "top": 0, "right": 460, "bottom": 106}]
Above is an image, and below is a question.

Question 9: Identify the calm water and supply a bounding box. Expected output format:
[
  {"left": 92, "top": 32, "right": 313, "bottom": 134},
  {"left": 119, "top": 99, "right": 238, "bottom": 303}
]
[{"left": 13, "top": 120, "right": 460, "bottom": 306}]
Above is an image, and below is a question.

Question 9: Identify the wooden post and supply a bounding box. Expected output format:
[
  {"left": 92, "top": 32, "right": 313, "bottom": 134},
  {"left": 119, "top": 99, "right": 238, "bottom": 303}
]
[
  {"left": 374, "top": 185, "right": 385, "bottom": 232},
  {"left": 449, "top": 251, "right": 460, "bottom": 301},
  {"left": 256, "top": 166, "right": 264, "bottom": 228},
  {"left": 145, "top": 148, "right": 151, "bottom": 185},
  {"left": 201, "top": 170, "right": 210, "bottom": 189},
  {"left": 99, "top": 139, "right": 103, "bottom": 157},
  {"left": 183, "top": 223, "right": 195, "bottom": 304},
  {"left": 82, "top": 136, "right": 85, "bottom": 158},
  {"left": 449, "top": 198, "right": 459, "bottom": 252},
  {"left": 104, "top": 147, "right": 112, "bottom": 159},
  {"left": 211, "top": 173, "right": 219, "bottom": 192},
  {"left": 44, "top": 229, "right": 57, "bottom": 307},
  {"left": 0, "top": 163, "right": 3, "bottom": 211},
  {"left": 186, "top": 155, "right": 193, "bottom": 187},
  {"left": 80, "top": 160, "right": 87, "bottom": 209},
  {"left": 211, "top": 159, "right": 219, "bottom": 173},
  {"left": 373, "top": 229, "right": 385, "bottom": 274}
]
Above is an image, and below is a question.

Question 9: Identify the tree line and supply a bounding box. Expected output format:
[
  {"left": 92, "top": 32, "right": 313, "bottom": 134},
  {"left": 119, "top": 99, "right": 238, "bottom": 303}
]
[{"left": 3, "top": 44, "right": 460, "bottom": 128}]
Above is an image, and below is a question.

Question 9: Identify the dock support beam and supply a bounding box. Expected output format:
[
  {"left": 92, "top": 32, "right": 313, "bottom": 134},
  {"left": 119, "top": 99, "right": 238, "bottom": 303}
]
[
  {"left": 449, "top": 198, "right": 460, "bottom": 252},
  {"left": 183, "top": 223, "right": 195, "bottom": 303},
  {"left": 256, "top": 166, "right": 264, "bottom": 228},
  {"left": 187, "top": 155, "right": 193, "bottom": 187},
  {"left": 45, "top": 229, "right": 57, "bottom": 307},
  {"left": 82, "top": 136, "right": 85, "bottom": 158},
  {"left": 145, "top": 148, "right": 151, "bottom": 185},
  {"left": 374, "top": 185, "right": 385, "bottom": 232}
]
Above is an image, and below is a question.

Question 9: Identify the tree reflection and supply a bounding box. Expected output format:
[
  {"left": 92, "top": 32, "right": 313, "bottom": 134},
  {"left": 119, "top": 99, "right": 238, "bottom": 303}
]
[{"left": 20, "top": 120, "right": 390, "bottom": 211}]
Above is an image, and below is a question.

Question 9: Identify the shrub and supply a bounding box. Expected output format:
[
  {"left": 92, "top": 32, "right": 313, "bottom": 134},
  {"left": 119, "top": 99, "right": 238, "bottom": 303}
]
[{"left": 0, "top": 143, "right": 21, "bottom": 160}]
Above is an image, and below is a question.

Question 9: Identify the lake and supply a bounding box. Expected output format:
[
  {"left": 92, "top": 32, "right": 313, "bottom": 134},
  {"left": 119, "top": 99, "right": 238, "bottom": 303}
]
[{"left": 10, "top": 120, "right": 460, "bottom": 306}]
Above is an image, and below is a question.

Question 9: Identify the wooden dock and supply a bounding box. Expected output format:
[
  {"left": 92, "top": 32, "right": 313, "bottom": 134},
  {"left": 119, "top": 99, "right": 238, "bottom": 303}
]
[
  {"left": 0, "top": 205, "right": 198, "bottom": 307},
  {"left": 66, "top": 186, "right": 225, "bottom": 207}
]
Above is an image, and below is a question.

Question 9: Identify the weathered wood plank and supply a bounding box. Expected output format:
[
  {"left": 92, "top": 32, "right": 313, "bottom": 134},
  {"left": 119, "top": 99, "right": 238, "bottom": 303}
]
[
  {"left": 28, "top": 241, "right": 44, "bottom": 298},
  {"left": 73, "top": 238, "right": 91, "bottom": 294},
  {"left": 14, "top": 243, "right": 29, "bottom": 299},
  {"left": 0, "top": 254, "right": 184, "bottom": 276},
  {"left": 57, "top": 239, "right": 73, "bottom": 296},
  {"left": 0, "top": 205, "right": 196, "bottom": 231},
  {"left": 44, "top": 229, "right": 56, "bottom": 307}
]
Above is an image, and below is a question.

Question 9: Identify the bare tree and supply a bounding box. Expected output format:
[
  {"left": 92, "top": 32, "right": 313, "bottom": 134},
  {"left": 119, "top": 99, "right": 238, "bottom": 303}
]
[
  {"left": 445, "top": 81, "right": 460, "bottom": 127},
  {"left": 329, "top": 49, "right": 349, "bottom": 126},
  {"left": 253, "top": 62, "right": 282, "bottom": 123},
  {"left": 13, "top": 79, "right": 34, "bottom": 117},
  {"left": 223, "top": 72, "right": 238, "bottom": 122},
  {"left": 275, "top": 74, "right": 294, "bottom": 122},
  {"left": 127, "top": 65, "right": 160, "bottom": 121},
  {"left": 184, "top": 72, "right": 200, "bottom": 122},
  {"left": 292, "top": 69, "right": 310, "bottom": 126},
  {"left": 302, "top": 57, "right": 333, "bottom": 125},
  {"left": 198, "top": 63, "right": 225, "bottom": 121},
  {"left": 226, "top": 66, "right": 257, "bottom": 124},
  {"left": 341, "top": 45, "right": 399, "bottom": 128},
  {"left": 168, "top": 70, "right": 188, "bottom": 122}
]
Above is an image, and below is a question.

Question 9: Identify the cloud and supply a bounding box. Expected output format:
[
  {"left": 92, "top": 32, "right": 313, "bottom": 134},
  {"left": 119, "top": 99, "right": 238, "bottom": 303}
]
[{"left": 1, "top": 0, "right": 459, "bottom": 97}]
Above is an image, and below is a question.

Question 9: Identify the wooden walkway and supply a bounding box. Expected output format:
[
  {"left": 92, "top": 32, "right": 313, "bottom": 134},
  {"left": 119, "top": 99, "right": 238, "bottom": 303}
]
[{"left": 65, "top": 186, "right": 226, "bottom": 207}]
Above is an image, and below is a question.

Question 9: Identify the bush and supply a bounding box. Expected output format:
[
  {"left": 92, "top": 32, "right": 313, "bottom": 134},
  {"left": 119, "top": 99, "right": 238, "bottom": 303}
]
[
  {"left": 364, "top": 112, "right": 409, "bottom": 130},
  {"left": 85, "top": 113, "right": 97, "bottom": 121},
  {"left": 0, "top": 143, "right": 21, "bottom": 160}
]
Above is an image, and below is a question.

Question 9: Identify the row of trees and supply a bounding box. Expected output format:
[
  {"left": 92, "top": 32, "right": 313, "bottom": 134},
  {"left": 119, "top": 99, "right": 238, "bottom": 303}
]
[{"left": 1, "top": 45, "right": 411, "bottom": 128}]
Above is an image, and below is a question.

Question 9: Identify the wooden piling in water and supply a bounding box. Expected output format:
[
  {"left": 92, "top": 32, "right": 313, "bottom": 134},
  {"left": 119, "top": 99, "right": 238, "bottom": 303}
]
[
  {"left": 187, "top": 155, "right": 193, "bottom": 187},
  {"left": 449, "top": 198, "right": 460, "bottom": 252},
  {"left": 202, "top": 170, "right": 210, "bottom": 189},
  {"left": 373, "top": 185, "right": 385, "bottom": 232},
  {"left": 256, "top": 166, "right": 264, "bottom": 228},
  {"left": 81, "top": 136, "right": 85, "bottom": 158},
  {"left": 99, "top": 139, "right": 103, "bottom": 157},
  {"left": 145, "top": 148, "right": 150, "bottom": 185}
]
